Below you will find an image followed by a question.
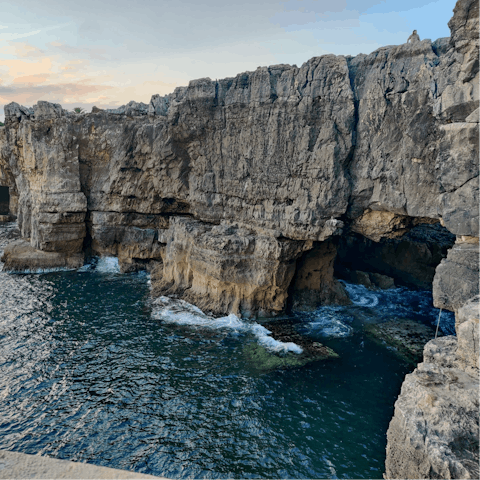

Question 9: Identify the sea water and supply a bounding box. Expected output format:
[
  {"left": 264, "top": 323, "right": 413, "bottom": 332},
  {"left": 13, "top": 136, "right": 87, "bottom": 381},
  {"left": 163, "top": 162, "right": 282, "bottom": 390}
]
[{"left": 0, "top": 223, "right": 454, "bottom": 479}]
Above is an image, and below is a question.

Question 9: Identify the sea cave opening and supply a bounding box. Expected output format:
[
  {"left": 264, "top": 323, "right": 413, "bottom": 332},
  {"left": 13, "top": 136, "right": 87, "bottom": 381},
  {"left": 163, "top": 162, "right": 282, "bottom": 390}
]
[
  {"left": 285, "top": 220, "right": 458, "bottom": 357},
  {"left": 333, "top": 222, "right": 456, "bottom": 291},
  {"left": 0, "top": 186, "right": 10, "bottom": 215}
]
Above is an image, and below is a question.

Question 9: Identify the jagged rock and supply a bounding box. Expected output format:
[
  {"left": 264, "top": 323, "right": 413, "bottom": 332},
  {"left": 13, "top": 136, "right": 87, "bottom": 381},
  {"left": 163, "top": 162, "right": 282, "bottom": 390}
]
[
  {"left": 124, "top": 100, "right": 149, "bottom": 116},
  {"left": 385, "top": 334, "right": 480, "bottom": 480},
  {"left": 33, "top": 100, "right": 64, "bottom": 121},
  {"left": 455, "top": 295, "right": 479, "bottom": 373},
  {"left": 148, "top": 94, "right": 171, "bottom": 116},
  {"left": 433, "top": 238, "right": 479, "bottom": 311},
  {"left": 0, "top": 0, "right": 478, "bottom": 318},
  {"left": 3, "top": 102, "right": 34, "bottom": 124},
  {"left": 105, "top": 105, "right": 126, "bottom": 114},
  {"left": 153, "top": 217, "right": 311, "bottom": 317}
]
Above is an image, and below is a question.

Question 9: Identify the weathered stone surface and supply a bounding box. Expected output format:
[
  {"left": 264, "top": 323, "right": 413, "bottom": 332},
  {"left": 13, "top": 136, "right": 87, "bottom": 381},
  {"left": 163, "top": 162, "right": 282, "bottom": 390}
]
[
  {"left": 433, "top": 238, "right": 479, "bottom": 311},
  {"left": 289, "top": 240, "right": 351, "bottom": 311},
  {"left": 0, "top": 449, "right": 164, "bottom": 479},
  {"left": 89, "top": 211, "right": 167, "bottom": 269},
  {"left": 385, "top": 295, "right": 480, "bottom": 480},
  {"left": 1, "top": 238, "right": 83, "bottom": 272},
  {"left": 455, "top": 295, "right": 479, "bottom": 374},
  {"left": 153, "top": 217, "right": 310, "bottom": 317},
  {"left": 364, "top": 318, "right": 437, "bottom": 364},
  {"left": 0, "top": 2, "right": 477, "bottom": 478},
  {"left": 0, "top": 0, "right": 477, "bottom": 317},
  {"left": 347, "top": 0, "right": 478, "bottom": 235},
  {"left": 386, "top": 282, "right": 479, "bottom": 479}
]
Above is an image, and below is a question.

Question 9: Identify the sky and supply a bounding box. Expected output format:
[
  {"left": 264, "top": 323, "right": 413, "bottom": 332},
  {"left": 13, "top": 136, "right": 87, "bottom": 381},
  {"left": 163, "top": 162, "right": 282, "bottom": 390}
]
[{"left": 0, "top": 0, "right": 457, "bottom": 121}]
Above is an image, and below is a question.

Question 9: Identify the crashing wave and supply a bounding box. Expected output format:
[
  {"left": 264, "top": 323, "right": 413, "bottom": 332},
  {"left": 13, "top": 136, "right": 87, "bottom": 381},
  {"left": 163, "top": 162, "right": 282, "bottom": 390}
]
[
  {"left": 152, "top": 296, "right": 303, "bottom": 354},
  {"left": 78, "top": 256, "right": 120, "bottom": 274}
]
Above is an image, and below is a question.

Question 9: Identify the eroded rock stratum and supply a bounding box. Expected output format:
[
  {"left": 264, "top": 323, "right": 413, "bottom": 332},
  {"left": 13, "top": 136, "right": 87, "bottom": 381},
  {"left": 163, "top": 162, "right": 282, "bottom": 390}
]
[
  {"left": 0, "top": 1, "right": 478, "bottom": 477},
  {"left": 0, "top": 0, "right": 478, "bottom": 317}
]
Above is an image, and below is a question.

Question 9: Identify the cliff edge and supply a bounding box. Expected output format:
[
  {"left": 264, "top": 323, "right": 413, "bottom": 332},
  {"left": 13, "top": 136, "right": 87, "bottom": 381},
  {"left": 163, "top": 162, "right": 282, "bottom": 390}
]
[{"left": 0, "top": 1, "right": 479, "bottom": 477}]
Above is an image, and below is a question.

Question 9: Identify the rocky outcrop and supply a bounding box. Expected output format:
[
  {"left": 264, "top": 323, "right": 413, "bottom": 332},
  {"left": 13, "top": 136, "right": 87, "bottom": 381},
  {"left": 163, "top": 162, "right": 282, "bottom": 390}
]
[
  {"left": 0, "top": 0, "right": 478, "bottom": 317},
  {"left": 385, "top": 296, "right": 479, "bottom": 479},
  {"left": 1, "top": 238, "right": 83, "bottom": 272},
  {"left": 152, "top": 217, "right": 311, "bottom": 317},
  {"left": 433, "top": 237, "right": 479, "bottom": 311},
  {"left": 0, "top": 1, "right": 478, "bottom": 478}
]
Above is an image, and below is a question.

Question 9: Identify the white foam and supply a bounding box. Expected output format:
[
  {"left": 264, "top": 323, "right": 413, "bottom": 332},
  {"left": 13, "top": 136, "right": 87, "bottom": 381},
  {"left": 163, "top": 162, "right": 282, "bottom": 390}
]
[
  {"left": 77, "top": 263, "right": 93, "bottom": 272},
  {"left": 343, "top": 283, "right": 380, "bottom": 307},
  {"left": 152, "top": 296, "right": 303, "bottom": 354},
  {"left": 8, "top": 267, "right": 74, "bottom": 275},
  {"left": 95, "top": 257, "right": 120, "bottom": 274},
  {"left": 308, "top": 317, "right": 353, "bottom": 338}
]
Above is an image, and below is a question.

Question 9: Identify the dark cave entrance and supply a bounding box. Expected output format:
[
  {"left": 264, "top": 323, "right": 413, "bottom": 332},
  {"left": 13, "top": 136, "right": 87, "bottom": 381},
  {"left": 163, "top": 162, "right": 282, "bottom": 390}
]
[
  {"left": 0, "top": 186, "right": 10, "bottom": 215},
  {"left": 333, "top": 222, "right": 456, "bottom": 290},
  {"left": 287, "top": 221, "right": 456, "bottom": 313}
]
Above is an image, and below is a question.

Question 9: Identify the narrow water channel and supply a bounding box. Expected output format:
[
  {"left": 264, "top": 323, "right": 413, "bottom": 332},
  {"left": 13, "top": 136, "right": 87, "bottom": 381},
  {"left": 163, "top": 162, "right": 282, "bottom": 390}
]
[{"left": 0, "top": 223, "right": 454, "bottom": 479}]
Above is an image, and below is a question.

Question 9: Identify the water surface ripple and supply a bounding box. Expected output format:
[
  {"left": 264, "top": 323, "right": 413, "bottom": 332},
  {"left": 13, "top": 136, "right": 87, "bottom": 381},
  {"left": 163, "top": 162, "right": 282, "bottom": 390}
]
[{"left": 0, "top": 223, "right": 454, "bottom": 479}]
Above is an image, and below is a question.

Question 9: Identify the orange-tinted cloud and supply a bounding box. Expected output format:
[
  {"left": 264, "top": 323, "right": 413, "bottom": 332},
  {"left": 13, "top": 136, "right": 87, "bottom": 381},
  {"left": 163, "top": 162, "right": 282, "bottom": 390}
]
[
  {"left": 0, "top": 39, "right": 185, "bottom": 119},
  {"left": 0, "top": 41, "right": 45, "bottom": 58},
  {"left": 13, "top": 73, "right": 50, "bottom": 84}
]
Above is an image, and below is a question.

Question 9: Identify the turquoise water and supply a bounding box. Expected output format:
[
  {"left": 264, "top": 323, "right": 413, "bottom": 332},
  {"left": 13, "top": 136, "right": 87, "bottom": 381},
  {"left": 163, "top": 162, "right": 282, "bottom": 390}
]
[{"left": 0, "top": 224, "right": 454, "bottom": 479}]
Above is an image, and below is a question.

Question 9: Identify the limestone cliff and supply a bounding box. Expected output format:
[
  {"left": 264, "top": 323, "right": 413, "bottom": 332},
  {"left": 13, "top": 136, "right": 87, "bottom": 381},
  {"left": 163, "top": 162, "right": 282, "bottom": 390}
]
[
  {"left": 385, "top": 296, "right": 479, "bottom": 479},
  {"left": 0, "top": 0, "right": 478, "bottom": 478},
  {"left": 0, "top": 0, "right": 478, "bottom": 318}
]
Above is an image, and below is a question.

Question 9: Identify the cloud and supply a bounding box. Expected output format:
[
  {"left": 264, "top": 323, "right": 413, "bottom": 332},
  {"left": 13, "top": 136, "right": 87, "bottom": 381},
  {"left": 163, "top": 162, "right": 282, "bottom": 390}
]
[
  {"left": 0, "top": 29, "right": 42, "bottom": 41},
  {"left": 0, "top": 0, "right": 457, "bottom": 122}
]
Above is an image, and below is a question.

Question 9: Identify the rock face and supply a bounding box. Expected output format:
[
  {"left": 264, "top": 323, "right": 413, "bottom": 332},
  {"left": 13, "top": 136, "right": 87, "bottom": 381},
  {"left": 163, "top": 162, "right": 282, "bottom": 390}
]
[
  {"left": 0, "top": 1, "right": 478, "bottom": 478},
  {"left": 288, "top": 239, "right": 351, "bottom": 310},
  {"left": 0, "top": 0, "right": 478, "bottom": 317},
  {"left": 385, "top": 296, "right": 479, "bottom": 479},
  {"left": 152, "top": 217, "right": 310, "bottom": 317},
  {"left": 433, "top": 237, "right": 479, "bottom": 311}
]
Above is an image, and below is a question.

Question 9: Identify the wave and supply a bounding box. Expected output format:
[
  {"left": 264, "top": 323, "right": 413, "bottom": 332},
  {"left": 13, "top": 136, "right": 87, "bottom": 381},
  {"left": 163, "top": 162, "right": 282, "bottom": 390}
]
[
  {"left": 78, "top": 256, "right": 120, "bottom": 274},
  {"left": 343, "top": 283, "right": 380, "bottom": 307},
  {"left": 152, "top": 296, "right": 303, "bottom": 354},
  {"left": 7, "top": 266, "right": 75, "bottom": 275}
]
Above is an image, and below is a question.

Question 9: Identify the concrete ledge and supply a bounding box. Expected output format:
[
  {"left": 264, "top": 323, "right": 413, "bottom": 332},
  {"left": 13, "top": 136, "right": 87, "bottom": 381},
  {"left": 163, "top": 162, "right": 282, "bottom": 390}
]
[{"left": 0, "top": 450, "right": 167, "bottom": 479}]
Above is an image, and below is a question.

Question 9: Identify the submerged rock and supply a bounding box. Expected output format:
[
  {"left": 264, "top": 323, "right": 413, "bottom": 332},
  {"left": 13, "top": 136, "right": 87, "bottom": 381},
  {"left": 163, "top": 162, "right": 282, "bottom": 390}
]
[
  {"left": 244, "top": 318, "right": 339, "bottom": 371},
  {"left": 243, "top": 341, "right": 338, "bottom": 371},
  {"left": 364, "top": 318, "right": 437, "bottom": 364}
]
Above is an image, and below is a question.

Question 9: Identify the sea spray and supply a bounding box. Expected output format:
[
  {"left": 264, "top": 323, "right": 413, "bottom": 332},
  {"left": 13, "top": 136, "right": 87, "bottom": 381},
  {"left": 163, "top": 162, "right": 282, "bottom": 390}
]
[
  {"left": 152, "top": 296, "right": 303, "bottom": 354},
  {"left": 94, "top": 257, "right": 120, "bottom": 274},
  {"left": 78, "top": 256, "right": 121, "bottom": 274}
]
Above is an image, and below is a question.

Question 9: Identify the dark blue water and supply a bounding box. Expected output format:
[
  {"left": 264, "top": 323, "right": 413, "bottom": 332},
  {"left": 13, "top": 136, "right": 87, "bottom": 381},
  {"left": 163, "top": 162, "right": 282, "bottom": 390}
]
[{"left": 0, "top": 223, "right": 454, "bottom": 479}]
